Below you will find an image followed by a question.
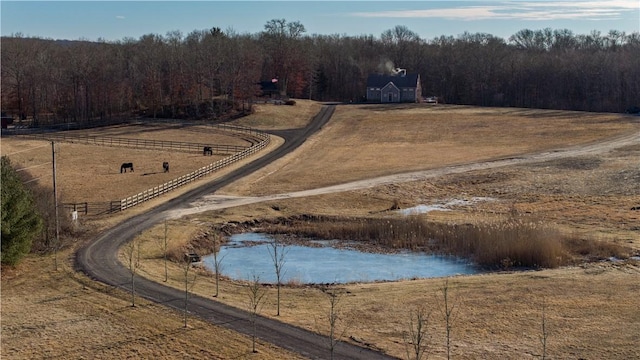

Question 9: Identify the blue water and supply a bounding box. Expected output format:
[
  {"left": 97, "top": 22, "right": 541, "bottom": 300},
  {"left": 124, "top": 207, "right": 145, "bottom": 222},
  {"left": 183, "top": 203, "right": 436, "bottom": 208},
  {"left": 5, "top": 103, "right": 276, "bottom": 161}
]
[{"left": 202, "top": 233, "right": 479, "bottom": 284}]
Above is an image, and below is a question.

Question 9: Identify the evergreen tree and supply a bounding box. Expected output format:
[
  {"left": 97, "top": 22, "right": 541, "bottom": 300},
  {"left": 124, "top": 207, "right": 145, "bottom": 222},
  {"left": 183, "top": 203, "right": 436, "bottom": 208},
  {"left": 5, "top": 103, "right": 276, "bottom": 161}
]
[{"left": 1, "top": 156, "right": 43, "bottom": 265}]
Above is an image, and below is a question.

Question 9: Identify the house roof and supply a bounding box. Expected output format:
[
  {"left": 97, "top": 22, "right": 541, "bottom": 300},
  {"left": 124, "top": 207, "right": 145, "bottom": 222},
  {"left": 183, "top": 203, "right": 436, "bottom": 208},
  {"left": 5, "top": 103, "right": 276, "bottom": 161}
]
[
  {"left": 258, "top": 81, "right": 278, "bottom": 92},
  {"left": 367, "top": 73, "right": 419, "bottom": 88}
]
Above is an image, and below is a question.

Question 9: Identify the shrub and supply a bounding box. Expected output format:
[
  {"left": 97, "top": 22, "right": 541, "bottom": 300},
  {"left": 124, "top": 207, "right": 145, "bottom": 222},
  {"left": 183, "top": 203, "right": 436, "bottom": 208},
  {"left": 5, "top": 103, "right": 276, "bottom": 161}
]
[
  {"left": 1, "top": 156, "right": 43, "bottom": 265},
  {"left": 284, "top": 100, "right": 296, "bottom": 106}
]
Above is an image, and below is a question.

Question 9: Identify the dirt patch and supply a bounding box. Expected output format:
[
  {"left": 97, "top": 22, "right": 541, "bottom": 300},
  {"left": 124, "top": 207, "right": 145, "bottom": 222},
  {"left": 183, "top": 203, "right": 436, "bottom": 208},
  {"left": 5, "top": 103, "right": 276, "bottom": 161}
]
[{"left": 533, "top": 156, "right": 603, "bottom": 170}]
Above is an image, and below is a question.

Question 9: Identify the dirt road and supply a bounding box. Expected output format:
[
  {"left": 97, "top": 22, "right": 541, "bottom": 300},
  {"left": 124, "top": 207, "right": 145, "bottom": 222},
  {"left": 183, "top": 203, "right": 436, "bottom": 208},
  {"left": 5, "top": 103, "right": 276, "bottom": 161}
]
[
  {"left": 76, "top": 105, "right": 395, "bottom": 360},
  {"left": 77, "top": 104, "right": 639, "bottom": 359},
  {"left": 167, "top": 129, "right": 640, "bottom": 219}
]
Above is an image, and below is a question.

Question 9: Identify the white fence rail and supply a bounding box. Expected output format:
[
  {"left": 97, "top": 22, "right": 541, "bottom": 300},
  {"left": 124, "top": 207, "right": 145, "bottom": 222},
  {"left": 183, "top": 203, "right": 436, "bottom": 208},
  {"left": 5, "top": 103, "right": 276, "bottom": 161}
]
[{"left": 119, "top": 132, "right": 270, "bottom": 211}]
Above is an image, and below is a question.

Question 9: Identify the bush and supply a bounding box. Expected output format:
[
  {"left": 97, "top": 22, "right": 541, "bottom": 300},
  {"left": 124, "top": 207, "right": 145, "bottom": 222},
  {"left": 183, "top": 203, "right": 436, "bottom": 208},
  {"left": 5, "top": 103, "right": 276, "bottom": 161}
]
[
  {"left": 1, "top": 156, "right": 43, "bottom": 265},
  {"left": 284, "top": 100, "right": 296, "bottom": 106}
]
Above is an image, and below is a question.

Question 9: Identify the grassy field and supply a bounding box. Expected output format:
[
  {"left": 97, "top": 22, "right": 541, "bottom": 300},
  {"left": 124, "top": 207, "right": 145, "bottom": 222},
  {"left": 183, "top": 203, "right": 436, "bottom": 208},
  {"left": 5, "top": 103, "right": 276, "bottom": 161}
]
[
  {"left": 2, "top": 100, "right": 639, "bottom": 359},
  {"left": 0, "top": 123, "right": 254, "bottom": 203}
]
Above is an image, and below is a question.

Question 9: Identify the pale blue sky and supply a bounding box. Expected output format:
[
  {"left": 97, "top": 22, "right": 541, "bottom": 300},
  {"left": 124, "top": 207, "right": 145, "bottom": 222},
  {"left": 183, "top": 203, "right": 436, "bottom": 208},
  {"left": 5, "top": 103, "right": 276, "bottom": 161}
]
[{"left": 1, "top": 1, "right": 639, "bottom": 42}]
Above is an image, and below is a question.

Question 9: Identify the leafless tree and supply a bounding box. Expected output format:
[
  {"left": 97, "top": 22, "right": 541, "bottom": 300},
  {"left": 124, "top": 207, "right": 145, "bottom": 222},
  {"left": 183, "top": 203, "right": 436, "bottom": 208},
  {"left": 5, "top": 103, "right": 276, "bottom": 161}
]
[
  {"left": 3, "top": 26, "right": 639, "bottom": 119},
  {"left": 181, "top": 254, "right": 198, "bottom": 328},
  {"left": 436, "top": 279, "right": 459, "bottom": 360},
  {"left": 162, "top": 220, "right": 169, "bottom": 282},
  {"left": 210, "top": 233, "right": 225, "bottom": 297},
  {"left": 261, "top": 19, "right": 307, "bottom": 97},
  {"left": 123, "top": 238, "right": 141, "bottom": 307},
  {"left": 540, "top": 297, "right": 549, "bottom": 360},
  {"left": 404, "top": 305, "right": 432, "bottom": 360},
  {"left": 267, "top": 236, "right": 288, "bottom": 316},
  {"left": 319, "top": 287, "right": 352, "bottom": 360},
  {"left": 246, "top": 274, "right": 267, "bottom": 353}
]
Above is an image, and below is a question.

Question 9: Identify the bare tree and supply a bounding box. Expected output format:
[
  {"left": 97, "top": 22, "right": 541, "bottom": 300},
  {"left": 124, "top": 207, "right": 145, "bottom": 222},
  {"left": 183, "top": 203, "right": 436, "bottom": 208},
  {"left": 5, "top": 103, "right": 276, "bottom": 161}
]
[
  {"left": 320, "top": 287, "right": 352, "bottom": 360},
  {"left": 437, "top": 279, "right": 459, "bottom": 360},
  {"left": 160, "top": 220, "right": 169, "bottom": 282},
  {"left": 267, "top": 236, "right": 288, "bottom": 315},
  {"left": 404, "top": 305, "right": 432, "bottom": 360},
  {"left": 210, "top": 233, "right": 225, "bottom": 297},
  {"left": 181, "top": 254, "right": 198, "bottom": 328},
  {"left": 246, "top": 274, "right": 267, "bottom": 353},
  {"left": 123, "top": 238, "right": 141, "bottom": 307},
  {"left": 261, "top": 19, "right": 307, "bottom": 97},
  {"left": 540, "top": 297, "right": 549, "bottom": 360}
]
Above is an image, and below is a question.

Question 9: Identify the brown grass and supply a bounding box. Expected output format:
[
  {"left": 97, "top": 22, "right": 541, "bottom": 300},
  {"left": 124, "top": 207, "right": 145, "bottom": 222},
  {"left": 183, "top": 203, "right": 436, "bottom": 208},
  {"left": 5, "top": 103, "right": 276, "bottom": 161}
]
[
  {"left": 232, "top": 99, "right": 322, "bottom": 130},
  {"left": 246, "top": 214, "right": 632, "bottom": 269},
  {"left": 222, "top": 104, "right": 637, "bottom": 195},
  {"left": 2, "top": 101, "right": 639, "bottom": 359},
  {"left": 132, "top": 222, "right": 640, "bottom": 360},
  {"left": 0, "top": 124, "right": 251, "bottom": 203}
]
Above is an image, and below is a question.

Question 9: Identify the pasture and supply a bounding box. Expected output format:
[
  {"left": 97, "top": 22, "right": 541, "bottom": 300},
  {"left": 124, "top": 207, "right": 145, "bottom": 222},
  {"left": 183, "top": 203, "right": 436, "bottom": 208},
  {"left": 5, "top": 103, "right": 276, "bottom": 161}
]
[
  {"left": 1, "top": 123, "right": 253, "bottom": 204},
  {"left": 2, "top": 100, "right": 639, "bottom": 359}
]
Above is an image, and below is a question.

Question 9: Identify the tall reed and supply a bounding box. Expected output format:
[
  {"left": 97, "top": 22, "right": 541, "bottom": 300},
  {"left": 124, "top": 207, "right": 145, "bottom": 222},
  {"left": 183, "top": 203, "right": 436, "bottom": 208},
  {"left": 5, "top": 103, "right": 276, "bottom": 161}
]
[{"left": 261, "top": 215, "right": 576, "bottom": 269}]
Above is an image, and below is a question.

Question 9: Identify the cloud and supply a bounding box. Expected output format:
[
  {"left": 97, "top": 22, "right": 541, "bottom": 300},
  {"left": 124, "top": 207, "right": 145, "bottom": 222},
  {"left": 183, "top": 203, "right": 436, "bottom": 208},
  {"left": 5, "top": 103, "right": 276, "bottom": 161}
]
[
  {"left": 350, "top": 1, "right": 639, "bottom": 21},
  {"left": 116, "top": 15, "right": 125, "bottom": 20}
]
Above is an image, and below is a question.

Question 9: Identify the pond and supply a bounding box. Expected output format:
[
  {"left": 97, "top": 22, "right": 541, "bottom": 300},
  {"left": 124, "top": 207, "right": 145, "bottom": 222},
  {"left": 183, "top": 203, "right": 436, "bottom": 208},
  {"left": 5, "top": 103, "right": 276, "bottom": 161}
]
[{"left": 202, "top": 233, "right": 479, "bottom": 284}]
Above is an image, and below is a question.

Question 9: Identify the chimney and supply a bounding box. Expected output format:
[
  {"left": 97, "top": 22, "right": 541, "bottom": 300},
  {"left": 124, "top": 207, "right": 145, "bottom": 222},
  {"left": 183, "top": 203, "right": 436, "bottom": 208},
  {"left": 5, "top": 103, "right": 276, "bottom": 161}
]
[{"left": 394, "top": 68, "right": 407, "bottom": 77}]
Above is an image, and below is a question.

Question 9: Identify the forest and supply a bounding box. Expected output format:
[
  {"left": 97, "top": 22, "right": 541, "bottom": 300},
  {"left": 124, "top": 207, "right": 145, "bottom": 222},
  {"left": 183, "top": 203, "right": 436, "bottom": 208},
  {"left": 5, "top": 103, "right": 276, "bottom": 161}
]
[{"left": 2, "top": 19, "right": 639, "bottom": 125}]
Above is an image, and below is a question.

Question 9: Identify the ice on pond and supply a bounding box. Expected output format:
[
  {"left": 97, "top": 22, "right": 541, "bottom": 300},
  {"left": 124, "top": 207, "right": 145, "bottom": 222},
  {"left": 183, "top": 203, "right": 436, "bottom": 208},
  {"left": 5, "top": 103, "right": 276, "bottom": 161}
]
[
  {"left": 399, "top": 197, "right": 496, "bottom": 215},
  {"left": 202, "top": 232, "right": 479, "bottom": 284}
]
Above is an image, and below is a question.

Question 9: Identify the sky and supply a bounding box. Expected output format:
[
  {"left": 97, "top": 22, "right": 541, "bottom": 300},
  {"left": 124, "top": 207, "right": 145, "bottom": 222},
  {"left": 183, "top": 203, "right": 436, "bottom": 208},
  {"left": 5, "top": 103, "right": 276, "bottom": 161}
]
[{"left": 1, "top": 1, "right": 639, "bottom": 42}]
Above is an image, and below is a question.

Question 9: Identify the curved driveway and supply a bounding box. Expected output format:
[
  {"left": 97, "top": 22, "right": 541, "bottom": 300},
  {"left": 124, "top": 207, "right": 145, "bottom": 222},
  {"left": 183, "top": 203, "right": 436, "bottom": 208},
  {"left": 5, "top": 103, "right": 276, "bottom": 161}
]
[
  {"left": 76, "top": 105, "right": 395, "bottom": 360},
  {"left": 76, "top": 104, "right": 639, "bottom": 359}
]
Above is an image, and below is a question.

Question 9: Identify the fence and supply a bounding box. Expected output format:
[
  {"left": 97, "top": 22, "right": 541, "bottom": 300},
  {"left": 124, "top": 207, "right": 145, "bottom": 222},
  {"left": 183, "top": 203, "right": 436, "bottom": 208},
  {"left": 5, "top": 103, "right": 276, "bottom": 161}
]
[
  {"left": 18, "top": 133, "right": 247, "bottom": 155},
  {"left": 51, "top": 121, "right": 270, "bottom": 215},
  {"left": 62, "top": 201, "right": 123, "bottom": 216},
  {"left": 119, "top": 131, "right": 270, "bottom": 211}
]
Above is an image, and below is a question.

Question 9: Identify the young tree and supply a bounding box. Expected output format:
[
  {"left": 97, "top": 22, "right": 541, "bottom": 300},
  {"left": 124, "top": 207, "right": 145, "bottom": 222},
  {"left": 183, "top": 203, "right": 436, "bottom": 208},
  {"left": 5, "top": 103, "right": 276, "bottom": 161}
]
[
  {"left": 404, "top": 305, "right": 432, "bottom": 360},
  {"left": 246, "top": 274, "right": 267, "bottom": 353},
  {"left": 436, "top": 279, "right": 459, "bottom": 360},
  {"left": 1, "top": 156, "right": 43, "bottom": 265},
  {"left": 267, "top": 236, "right": 288, "bottom": 315},
  {"left": 182, "top": 254, "right": 198, "bottom": 328},
  {"left": 540, "top": 297, "right": 549, "bottom": 360},
  {"left": 123, "top": 238, "right": 141, "bottom": 307},
  {"left": 161, "top": 220, "right": 169, "bottom": 282},
  {"left": 320, "top": 287, "right": 351, "bottom": 360},
  {"left": 210, "top": 233, "right": 225, "bottom": 297}
]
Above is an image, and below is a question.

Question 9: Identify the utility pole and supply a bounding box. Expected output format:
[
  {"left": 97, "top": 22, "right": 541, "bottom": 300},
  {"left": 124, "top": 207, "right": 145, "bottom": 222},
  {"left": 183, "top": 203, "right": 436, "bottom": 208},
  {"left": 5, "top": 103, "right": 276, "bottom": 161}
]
[{"left": 52, "top": 141, "right": 60, "bottom": 271}]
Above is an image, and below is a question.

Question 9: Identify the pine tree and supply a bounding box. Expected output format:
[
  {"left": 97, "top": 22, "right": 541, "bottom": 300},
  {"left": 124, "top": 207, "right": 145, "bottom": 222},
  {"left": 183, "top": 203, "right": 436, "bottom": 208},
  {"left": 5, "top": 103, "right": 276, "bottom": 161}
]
[{"left": 1, "top": 156, "right": 43, "bottom": 265}]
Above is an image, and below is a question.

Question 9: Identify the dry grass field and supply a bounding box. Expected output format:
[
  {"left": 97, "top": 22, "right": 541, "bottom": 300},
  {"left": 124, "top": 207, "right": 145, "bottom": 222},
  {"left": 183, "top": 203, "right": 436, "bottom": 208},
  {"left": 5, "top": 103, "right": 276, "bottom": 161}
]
[
  {"left": 2, "top": 101, "right": 639, "bottom": 359},
  {"left": 1, "top": 123, "right": 253, "bottom": 203}
]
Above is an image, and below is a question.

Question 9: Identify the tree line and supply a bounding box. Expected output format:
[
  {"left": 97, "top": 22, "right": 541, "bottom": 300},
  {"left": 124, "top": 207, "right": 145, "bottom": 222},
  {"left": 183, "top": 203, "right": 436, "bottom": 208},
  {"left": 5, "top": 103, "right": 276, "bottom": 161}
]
[{"left": 2, "top": 21, "right": 639, "bottom": 126}]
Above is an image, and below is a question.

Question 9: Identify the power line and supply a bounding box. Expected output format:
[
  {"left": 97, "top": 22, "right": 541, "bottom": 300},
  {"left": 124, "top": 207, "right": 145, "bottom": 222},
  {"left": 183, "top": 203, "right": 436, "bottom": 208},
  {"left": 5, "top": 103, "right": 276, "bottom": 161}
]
[
  {"left": 15, "top": 162, "right": 52, "bottom": 172},
  {"left": 4, "top": 143, "right": 50, "bottom": 156},
  {"left": 23, "top": 177, "right": 45, "bottom": 184}
]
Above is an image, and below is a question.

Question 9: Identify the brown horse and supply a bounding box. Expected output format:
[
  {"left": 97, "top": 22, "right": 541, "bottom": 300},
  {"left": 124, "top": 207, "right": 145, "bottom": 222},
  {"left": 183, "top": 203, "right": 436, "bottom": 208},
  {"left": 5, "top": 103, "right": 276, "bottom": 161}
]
[{"left": 203, "top": 146, "right": 213, "bottom": 156}]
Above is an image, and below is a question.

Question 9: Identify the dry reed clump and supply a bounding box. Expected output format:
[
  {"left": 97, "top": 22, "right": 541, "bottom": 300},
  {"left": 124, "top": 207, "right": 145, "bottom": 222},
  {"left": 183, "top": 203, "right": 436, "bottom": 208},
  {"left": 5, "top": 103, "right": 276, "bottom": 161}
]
[
  {"left": 257, "top": 214, "right": 631, "bottom": 270},
  {"left": 433, "top": 218, "right": 568, "bottom": 268},
  {"left": 561, "top": 236, "right": 632, "bottom": 261}
]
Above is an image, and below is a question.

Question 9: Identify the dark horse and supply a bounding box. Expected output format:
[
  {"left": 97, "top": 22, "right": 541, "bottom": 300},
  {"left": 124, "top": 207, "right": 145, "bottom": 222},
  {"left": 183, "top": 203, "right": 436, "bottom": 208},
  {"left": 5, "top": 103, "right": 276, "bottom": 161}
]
[
  {"left": 163, "top": 161, "right": 169, "bottom": 173},
  {"left": 203, "top": 146, "right": 213, "bottom": 156},
  {"left": 120, "top": 162, "right": 134, "bottom": 173}
]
